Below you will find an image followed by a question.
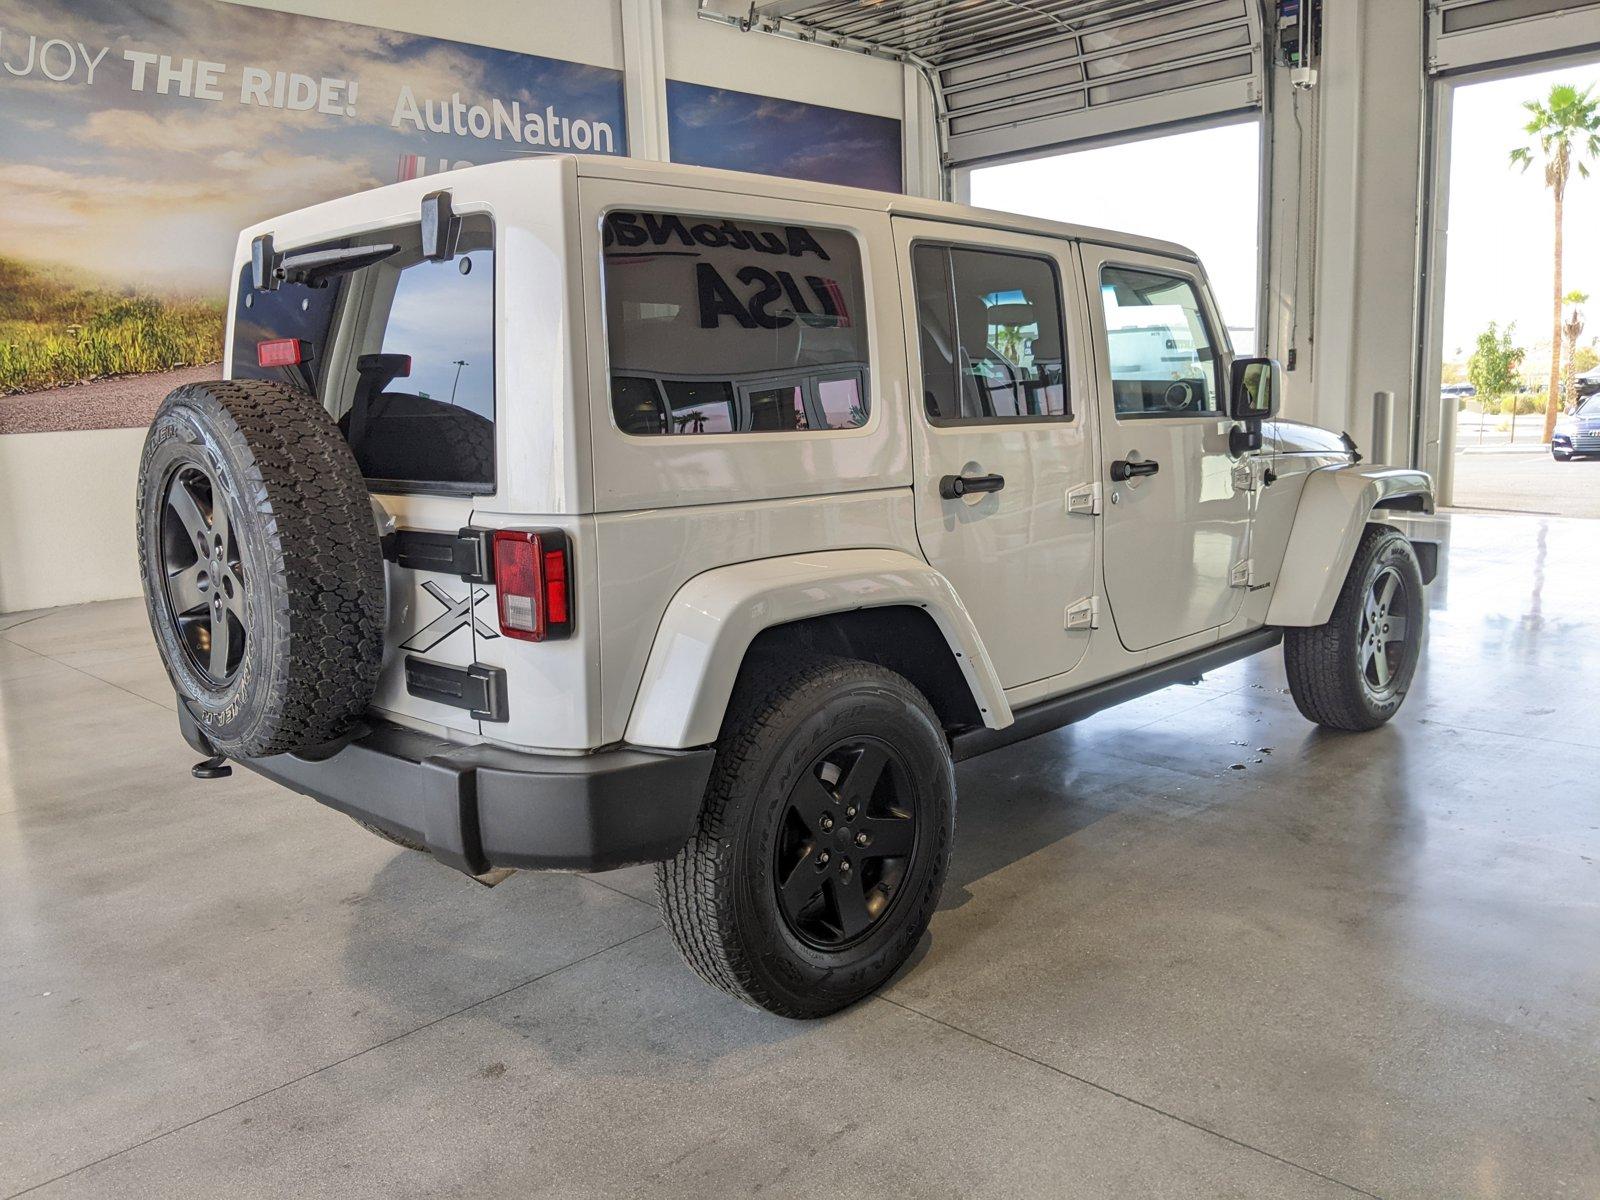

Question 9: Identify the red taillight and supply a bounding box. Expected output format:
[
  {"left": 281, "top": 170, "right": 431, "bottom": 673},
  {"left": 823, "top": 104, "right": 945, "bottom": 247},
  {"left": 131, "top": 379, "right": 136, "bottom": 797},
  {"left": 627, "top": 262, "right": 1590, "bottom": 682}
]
[
  {"left": 256, "top": 337, "right": 305, "bottom": 368},
  {"left": 492, "top": 530, "right": 572, "bottom": 642}
]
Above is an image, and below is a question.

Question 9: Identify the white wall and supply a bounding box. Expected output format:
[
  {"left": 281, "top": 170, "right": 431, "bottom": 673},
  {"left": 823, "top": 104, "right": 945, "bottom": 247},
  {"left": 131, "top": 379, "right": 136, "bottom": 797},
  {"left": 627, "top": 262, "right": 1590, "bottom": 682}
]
[
  {"left": 1295, "top": 0, "right": 1425, "bottom": 453},
  {"left": 0, "top": 0, "right": 907, "bottom": 613},
  {"left": 0, "top": 429, "right": 147, "bottom": 613},
  {"left": 661, "top": 3, "right": 902, "bottom": 115}
]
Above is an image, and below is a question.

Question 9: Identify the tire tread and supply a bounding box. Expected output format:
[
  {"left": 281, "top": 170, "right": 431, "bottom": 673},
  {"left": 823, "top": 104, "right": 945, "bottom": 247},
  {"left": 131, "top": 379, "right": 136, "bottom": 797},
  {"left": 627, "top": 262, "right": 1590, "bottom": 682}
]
[
  {"left": 1283, "top": 524, "right": 1413, "bottom": 732},
  {"left": 138, "top": 379, "right": 385, "bottom": 757},
  {"left": 656, "top": 655, "right": 949, "bottom": 1018}
]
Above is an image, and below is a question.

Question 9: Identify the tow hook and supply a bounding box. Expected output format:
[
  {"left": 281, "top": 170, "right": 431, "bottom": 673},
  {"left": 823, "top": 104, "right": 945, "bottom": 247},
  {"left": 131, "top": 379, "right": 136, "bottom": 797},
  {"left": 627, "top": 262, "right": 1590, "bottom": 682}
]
[{"left": 191, "top": 755, "right": 232, "bottom": 780}]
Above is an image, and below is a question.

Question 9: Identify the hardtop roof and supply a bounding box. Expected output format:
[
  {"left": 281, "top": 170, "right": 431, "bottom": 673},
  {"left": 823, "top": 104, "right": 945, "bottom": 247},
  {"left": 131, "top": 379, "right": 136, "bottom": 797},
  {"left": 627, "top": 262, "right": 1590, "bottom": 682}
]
[{"left": 572, "top": 155, "right": 1198, "bottom": 262}]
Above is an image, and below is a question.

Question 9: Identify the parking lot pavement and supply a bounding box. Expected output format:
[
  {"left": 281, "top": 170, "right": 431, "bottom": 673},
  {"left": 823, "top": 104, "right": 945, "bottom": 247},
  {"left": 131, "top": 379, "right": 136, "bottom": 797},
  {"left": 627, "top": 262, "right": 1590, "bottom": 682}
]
[{"left": 1450, "top": 447, "right": 1600, "bottom": 518}]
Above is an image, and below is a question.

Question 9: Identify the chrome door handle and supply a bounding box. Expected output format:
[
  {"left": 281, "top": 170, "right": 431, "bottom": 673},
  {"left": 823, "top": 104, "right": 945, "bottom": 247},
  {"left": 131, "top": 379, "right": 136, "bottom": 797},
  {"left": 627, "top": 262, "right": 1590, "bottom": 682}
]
[{"left": 1109, "top": 459, "right": 1159, "bottom": 482}]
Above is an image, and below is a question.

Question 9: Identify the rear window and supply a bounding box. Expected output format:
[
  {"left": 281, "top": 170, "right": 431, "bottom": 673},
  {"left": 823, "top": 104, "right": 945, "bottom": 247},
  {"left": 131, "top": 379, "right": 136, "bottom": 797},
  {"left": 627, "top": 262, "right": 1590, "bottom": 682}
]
[
  {"left": 601, "top": 210, "right": 870, "bottom": 436},
  {"left": 233, "top": 215, "right": 495, "bottom": 493}
]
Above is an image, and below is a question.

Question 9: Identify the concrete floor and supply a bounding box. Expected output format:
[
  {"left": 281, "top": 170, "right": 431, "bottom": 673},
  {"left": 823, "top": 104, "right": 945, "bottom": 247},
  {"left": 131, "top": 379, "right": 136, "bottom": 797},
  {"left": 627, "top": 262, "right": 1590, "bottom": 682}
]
[{"left": 3, "top": 513, "right": 1597, "bottom": 1199}]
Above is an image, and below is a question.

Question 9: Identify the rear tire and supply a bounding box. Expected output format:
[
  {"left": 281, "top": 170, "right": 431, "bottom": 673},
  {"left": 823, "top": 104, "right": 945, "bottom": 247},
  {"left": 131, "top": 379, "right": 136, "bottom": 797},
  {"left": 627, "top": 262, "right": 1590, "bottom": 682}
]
[
  {"left": 1284, "top": 525, "right": 1424, "bottom": 731},
  {"left": 657, "top": 657, "right": 954, "bottom": 1019}
]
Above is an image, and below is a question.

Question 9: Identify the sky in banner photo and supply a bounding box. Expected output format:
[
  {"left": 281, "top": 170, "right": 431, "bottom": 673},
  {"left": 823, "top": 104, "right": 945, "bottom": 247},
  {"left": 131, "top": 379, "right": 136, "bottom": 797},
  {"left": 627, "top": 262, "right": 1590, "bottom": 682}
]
[
  {"left": 0, "top": 0, "right": 625, "bottom": 431},
  {"left": 0, "top": 0, "right": 627, "bottom": 290},
  {"left": 667, "top": 80, "right": 902, "bottom": 194}
]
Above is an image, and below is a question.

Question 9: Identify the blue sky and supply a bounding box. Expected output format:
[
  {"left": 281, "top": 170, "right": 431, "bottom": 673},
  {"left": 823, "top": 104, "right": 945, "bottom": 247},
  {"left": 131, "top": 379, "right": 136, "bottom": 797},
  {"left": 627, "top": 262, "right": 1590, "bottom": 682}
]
[{"left": 668, "top": 81, "right": 902, "bottom": 193}]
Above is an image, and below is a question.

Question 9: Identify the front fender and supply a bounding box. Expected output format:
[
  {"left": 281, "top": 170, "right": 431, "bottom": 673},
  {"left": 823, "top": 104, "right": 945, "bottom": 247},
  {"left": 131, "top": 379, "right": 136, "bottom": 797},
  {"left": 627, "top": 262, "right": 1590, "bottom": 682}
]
[
  {"left": 1265, "top": 464, "right": 1435, "bottom": 628},
  {"left": 624, "top": 549, "right": 1012, "bottom": 750}
]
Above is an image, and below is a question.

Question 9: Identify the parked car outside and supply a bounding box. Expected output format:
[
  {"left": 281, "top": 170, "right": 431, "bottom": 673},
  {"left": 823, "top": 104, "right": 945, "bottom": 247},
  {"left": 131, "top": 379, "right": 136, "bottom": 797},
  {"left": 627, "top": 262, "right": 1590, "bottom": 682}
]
[{"left": 1553, "top": 393, "right": 1600, "bottom": 459}]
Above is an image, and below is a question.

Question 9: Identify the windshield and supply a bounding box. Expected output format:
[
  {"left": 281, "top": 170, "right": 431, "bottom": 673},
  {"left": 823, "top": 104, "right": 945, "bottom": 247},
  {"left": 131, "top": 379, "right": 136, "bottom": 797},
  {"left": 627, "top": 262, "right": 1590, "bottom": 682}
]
[{"left": 1578, "top": 395, "right": 1600, "bottom": 417}]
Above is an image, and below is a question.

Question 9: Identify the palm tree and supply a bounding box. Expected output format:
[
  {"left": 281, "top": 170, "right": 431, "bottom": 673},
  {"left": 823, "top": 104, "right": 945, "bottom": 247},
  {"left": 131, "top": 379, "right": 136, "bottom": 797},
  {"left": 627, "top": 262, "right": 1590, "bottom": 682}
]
[
  {"left": 1562, "top": 291, "right": 1588, "bottom": 412},
  {"left": 1510, "top": 83, "right": 1600, "bottom": 444}
]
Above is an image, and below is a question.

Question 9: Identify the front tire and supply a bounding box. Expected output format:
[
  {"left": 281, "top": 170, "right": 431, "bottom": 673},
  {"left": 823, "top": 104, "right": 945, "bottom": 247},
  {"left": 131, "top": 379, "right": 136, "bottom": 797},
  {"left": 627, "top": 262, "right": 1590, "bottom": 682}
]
[
  {"left": 1552, "top": 449, "right": 1573, "bottom": 461},
  {"left": 1284, "top": 525, "right": 1425, "bottom": 731},
  {"left": 658, "top": 658, "right": 954, "bottom": 1018}
]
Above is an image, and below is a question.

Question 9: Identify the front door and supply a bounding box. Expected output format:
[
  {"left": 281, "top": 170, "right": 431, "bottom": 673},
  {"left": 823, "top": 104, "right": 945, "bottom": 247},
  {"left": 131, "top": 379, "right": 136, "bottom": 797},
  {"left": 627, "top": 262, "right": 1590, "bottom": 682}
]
[
  {"left": 895, "top": 219, "right": 1098, "bottom": 689},
  {"left": 1082, "top": 245, "right": 1251, "bottom": 652}
]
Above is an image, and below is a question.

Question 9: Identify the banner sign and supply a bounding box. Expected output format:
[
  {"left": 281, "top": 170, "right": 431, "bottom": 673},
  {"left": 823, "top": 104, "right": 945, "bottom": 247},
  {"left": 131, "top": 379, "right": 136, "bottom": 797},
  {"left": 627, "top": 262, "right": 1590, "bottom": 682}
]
[
  {"left": 0, "top": 0, "right": 626, "bottom": 434},
  {"left": 667, "top": 81, "right": 902, "bottom": 195}
]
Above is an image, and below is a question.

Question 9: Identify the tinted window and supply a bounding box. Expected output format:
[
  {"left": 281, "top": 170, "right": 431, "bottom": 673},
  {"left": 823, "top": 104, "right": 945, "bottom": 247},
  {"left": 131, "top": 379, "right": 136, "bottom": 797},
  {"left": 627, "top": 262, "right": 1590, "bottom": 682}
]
[
  {"left": 1100, "top": 266, "right": 1219, "bottom": 418},
  {"left": 234, "top": 216, "right": 495, "bottom": 491},
  {"left": 602, "top": 211, "right": 870, "bottom": 435},
  {"left": 913, "top": 244, "right": 1070, "bottom": 423}
]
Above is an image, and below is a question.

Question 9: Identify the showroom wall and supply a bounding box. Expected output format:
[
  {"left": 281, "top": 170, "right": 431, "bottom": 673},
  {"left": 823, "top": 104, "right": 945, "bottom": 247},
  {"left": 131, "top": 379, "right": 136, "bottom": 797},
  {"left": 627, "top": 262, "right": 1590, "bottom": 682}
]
[{"left": 0, "top": 0, "right": 910, "bottom": 613}]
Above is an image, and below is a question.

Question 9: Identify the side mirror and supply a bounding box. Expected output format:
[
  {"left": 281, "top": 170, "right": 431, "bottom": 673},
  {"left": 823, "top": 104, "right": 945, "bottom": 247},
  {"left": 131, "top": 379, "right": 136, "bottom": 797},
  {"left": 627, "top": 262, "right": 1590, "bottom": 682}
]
[{"left": 1229, "top": 356, "right": 1282, "bottom": 422}]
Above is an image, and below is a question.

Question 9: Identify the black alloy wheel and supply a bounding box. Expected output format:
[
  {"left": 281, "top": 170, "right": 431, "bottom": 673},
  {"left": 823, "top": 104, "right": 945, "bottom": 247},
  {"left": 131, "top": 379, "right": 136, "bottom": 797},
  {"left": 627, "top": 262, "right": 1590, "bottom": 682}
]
[
  {"left": 137, "top": 379, "right": 386, "bottom": 758},
  {"left": 773, "top": 736, "right": 918, "bottom": 949},
  {"left": 159, "top": 461, "right": 248, "bottom": 686},
  {"left": 657, "top": 656, "right": 955, "bottom": 1018}
]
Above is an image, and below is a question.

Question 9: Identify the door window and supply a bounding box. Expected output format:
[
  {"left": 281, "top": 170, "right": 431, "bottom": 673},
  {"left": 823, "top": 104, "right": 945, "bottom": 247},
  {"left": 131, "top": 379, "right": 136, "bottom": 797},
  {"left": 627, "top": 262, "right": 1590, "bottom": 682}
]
[
  {"left": 912, "top": 244, "right": 1070, "bottom": 424},
  {"left": 1100, "top": 266, "right": 1220, "bottom": 418},
  {"left": 601, "top": 210, "right": 870, "bottom": 435}
]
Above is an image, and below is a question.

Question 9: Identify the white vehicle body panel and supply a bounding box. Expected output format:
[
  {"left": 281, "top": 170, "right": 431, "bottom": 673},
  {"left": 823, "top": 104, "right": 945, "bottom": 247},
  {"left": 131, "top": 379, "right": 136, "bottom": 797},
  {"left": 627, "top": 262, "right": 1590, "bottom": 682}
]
[
  {"left": 1080, "top": 243, "right": 1252, "bottom": 653},
  {"left": 591, "top": 489, "right": 923, "bottom": 747},
  {"left": 891, "top": 217, "right": 1100, "bottom": 689},
  {"left": 625, "top": 549, "right": 1011, "bottom": 750},
  {"left": 1265, "top": 465, "right": 1436, "bottom": 628}
]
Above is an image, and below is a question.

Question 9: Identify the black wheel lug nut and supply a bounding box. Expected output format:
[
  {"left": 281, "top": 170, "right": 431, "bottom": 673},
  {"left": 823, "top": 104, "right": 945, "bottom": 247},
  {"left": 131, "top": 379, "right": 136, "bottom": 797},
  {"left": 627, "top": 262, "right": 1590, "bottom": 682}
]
[
  {"left": 855, "top": 832, "right": 868, "bottom": 847},
  {"left": 817, "top": 850, "right": 830, "bottom": 866},
  {"left": 820, "top": 815, "right": 834, "bottom": 832}
]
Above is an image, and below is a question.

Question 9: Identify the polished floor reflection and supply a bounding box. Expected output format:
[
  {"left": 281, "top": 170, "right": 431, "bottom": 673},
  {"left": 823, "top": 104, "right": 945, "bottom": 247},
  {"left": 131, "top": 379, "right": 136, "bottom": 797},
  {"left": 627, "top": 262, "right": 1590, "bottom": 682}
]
[{"left": 2, "top": 513, "right": 1596, "bottom": 1198}]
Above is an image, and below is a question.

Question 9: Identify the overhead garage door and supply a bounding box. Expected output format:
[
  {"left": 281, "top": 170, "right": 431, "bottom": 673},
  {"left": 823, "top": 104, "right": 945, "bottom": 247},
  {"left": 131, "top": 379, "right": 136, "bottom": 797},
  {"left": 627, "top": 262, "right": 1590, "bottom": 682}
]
[
  {"left": 1429, "top": 0, "right": 1600, "bottom": 73},
  {"left": 699, "top": 1, "right": 1265, "bottom": 168},
  {"left": 941, "top": 0, "right": 1263, "bottom": 165}
]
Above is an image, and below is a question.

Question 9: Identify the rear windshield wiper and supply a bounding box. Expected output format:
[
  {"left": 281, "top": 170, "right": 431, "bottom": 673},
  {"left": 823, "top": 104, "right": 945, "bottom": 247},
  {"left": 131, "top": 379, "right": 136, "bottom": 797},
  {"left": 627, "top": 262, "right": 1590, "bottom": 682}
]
[{"left": 276, "top": 243, "right": 400, "bottom": 289}]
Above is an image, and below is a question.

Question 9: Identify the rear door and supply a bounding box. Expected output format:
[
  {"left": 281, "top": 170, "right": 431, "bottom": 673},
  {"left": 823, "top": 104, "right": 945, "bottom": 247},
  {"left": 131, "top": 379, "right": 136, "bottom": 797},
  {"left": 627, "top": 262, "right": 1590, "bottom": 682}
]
[
  {"left": 231, "top": 215, "right": 499, "bottom": 735},
  {"left": 894, "top": 219, "right": 1098, "bottom": 689},
  {"left": 1082, "top": 246, "right": 1250, "bottom": 652}
]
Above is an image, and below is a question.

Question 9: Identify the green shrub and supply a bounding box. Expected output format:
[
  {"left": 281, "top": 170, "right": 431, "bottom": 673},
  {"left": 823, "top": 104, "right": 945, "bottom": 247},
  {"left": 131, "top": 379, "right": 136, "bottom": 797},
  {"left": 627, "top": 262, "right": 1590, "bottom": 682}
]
[{"left": 0, "top": 256, "right": 223, "bottom": 394}]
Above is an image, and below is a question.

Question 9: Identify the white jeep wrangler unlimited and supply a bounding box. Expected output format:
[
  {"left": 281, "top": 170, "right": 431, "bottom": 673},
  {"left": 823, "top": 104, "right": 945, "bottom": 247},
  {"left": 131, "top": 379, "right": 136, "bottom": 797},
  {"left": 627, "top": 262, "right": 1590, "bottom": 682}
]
[{"left": 138, "top": 156, "right": 1436, "bottom": 1018}]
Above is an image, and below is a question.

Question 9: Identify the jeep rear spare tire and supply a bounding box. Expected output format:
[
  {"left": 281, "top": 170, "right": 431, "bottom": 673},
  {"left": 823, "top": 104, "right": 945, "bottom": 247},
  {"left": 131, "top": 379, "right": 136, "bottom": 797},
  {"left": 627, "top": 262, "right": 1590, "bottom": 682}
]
[{"left": 137, "top": 379, "right": 386, "bottom": 758}]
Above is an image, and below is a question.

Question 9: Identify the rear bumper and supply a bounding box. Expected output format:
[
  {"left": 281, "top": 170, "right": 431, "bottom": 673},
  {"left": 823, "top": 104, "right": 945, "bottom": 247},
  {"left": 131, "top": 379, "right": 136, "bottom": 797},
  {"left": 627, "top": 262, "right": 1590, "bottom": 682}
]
[{"left": 178, "top": 705, "right": 714, "bottom": 875}]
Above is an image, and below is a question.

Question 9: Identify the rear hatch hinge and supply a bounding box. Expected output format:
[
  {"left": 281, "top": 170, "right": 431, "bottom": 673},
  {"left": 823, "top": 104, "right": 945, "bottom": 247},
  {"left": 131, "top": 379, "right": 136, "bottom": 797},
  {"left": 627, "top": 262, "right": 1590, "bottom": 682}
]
[{"left": 382, "top": 527, "right": 495, "bottom": 584}]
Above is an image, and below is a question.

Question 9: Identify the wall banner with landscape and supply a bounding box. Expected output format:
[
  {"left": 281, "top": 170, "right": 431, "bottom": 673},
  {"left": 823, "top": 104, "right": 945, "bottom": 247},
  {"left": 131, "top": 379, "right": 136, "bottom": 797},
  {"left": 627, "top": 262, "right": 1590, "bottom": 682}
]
[
  {"left": 0, "top": 0, "right": 626, "bottom": 435},
  {"left": 667, "top": 81, "right": 902, "bottom": 194}
]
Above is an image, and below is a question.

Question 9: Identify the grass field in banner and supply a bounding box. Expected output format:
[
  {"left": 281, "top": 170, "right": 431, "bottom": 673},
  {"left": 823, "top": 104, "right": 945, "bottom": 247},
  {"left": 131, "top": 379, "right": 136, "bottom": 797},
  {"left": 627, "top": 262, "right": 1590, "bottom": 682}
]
[{"left": 0, "top": 257, "right": 223, "bottom": 396}]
